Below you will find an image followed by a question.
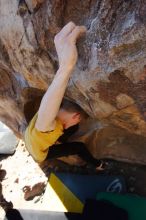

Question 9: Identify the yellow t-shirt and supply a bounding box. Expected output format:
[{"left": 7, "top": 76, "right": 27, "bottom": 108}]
[{"left": 24, "top": 113, "right": 64, "bottom": 163}]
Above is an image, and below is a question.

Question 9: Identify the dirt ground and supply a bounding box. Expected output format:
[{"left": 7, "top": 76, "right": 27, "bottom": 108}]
[{"left": 0, "top": 140, "right": 146, "bottom": 217}]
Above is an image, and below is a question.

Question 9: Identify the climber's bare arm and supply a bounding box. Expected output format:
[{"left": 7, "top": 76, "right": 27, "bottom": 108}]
[{"left": 35, "top": 22, "right": 86, "bottom": 132}]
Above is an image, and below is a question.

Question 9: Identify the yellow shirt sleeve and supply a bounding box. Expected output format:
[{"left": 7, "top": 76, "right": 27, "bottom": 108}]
[{"left": 24, "top": 113, "right": 63, "bottom": 163}]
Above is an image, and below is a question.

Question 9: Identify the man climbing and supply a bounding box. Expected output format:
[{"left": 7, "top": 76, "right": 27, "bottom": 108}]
[{"left": 24, "top": 22, "right": 103, "bottom": 170}]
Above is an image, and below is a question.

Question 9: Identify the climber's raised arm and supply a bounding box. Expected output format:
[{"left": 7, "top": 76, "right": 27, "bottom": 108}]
[{"left": 35, "top": 22, "right": 86, "bottom": 132}]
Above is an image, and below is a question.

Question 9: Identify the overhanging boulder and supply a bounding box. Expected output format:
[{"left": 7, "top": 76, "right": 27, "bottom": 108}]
[{"left": 0, "top": 0, "right": 146, "bottom": 163}]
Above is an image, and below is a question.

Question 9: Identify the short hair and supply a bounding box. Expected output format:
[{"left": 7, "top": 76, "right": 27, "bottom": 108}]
[{"left": 60, "top": 99, "right": 88, "bottom": 120}]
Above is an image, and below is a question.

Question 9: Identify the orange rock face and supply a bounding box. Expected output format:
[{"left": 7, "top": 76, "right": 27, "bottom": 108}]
[{"left": 1, "top": 0, "right": 146, "bottom": 163}]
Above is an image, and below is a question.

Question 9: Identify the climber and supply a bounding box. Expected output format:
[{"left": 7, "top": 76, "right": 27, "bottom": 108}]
[{"left": 24, "top": 22, "right": 103, "bottom": 170}]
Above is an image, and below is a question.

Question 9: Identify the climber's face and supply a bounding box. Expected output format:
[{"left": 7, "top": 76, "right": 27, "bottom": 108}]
[{"left": 57, "top": 108, "right": 81, "bottom": 129}]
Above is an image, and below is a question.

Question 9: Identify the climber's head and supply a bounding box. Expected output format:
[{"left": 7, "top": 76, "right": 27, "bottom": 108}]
[{"left": 57, "top": 99, "right": 88, "bottom": 129}]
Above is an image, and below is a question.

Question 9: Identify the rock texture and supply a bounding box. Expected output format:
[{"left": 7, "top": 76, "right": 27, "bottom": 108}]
[{"left": 1, "top": 0, "right": 146, "bottom": 162}]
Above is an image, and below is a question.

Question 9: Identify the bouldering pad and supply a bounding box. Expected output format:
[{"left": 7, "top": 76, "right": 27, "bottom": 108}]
[
  {"left": 96, "top": 192, "right": 146, "bottom": 220},
  {"left": 45, "top": 172, "right": 126, "bottom": 213},
  {"left": 7, "top": 209, "right": 82, "bottom": 220},
  {"left": 0, "top": 121, "right": 19, "bottom": 154}
]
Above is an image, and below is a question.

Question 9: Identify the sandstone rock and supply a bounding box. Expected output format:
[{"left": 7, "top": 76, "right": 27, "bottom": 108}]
[
  {"left": 23, "top": 182, "right": 46, "bottom": 201},
  {"left": 58, "top": 155, "right": 86, "bottom": 166},
  {"left": 1, "top": 0, "right": 146, "bottom": 163},
  {"left": 0, "top": 169, "right": 6, "bottom": 181},
  {"left": 0, "top": 183, "right": 13, "bottom": 211}
]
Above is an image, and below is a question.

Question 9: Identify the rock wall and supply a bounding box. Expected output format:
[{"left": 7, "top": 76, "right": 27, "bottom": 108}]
[{"left": 0, "top": 0, "right": 146, "bottom": 148}]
